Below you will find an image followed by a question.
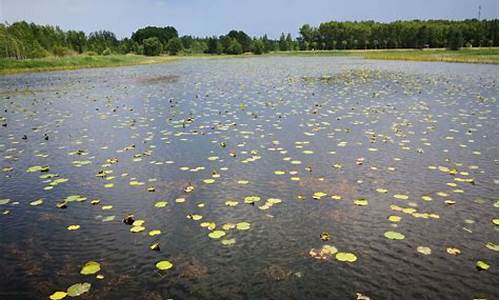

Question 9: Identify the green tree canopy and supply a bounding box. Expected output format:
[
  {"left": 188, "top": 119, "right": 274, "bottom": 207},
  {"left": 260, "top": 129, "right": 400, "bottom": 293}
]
[
  {"left": 447, "top": 27, "right": 464, "bottom": 50},
  {"left": 131, "top": 26, "right": 178, "bottom": 46},
  {"left": 143, "top": 37, "right": 162, "bottom": 56},
  {"left": 166, "top": 37, "right": 183, "bottom": 55},
  {"left": 226, "top": 38, "right": 243, "bottom": 54}
]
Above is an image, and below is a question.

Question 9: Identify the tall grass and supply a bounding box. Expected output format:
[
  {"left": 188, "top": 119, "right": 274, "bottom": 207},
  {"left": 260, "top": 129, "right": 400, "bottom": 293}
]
[
  {"left": 0, "top": 54, "right": 176, "bottom": 74},
  {"left": 269, "top": 48, "right": 498, "bottom": 64}
]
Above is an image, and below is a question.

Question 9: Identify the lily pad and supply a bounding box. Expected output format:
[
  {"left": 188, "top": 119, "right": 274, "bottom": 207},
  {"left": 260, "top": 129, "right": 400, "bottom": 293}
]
[
  {"left": 80, "top": 261, "right": 101, "bottom": 275},
  {"left": 476, "top": 260, "right": 490, "bottom": 271},
  {"left": 155, "top": 260, "right": 173, "bottom": 270},
  {"left": 244, "top": 195, "right": 260, "bottom": 204},
  {"left": 67, "top": 224, "right": 80, "bottom": 231},
  {"left": 208, "top": 230, "right": 226, "bottom": 239},
  {"left": 130, "top": 226, "right": 145, "bottom": 233},
  {"left": 353, "top": 198, "right": 368, "bottom": 206},
  {"left": 236, "top": 222, "right": 251, "bottom": 230},
  {"left": 29, "top": 199, "right": 44, "bottom": 206},
  {"left": 221, "top": 238, "right": 236, "bottom": 245},
  {"left": 154, "top": 201, "right": 168, "bottom": 208},
  {"left": 148, "top": 230, "right": 161, "bottom": 236},
  {"left": 485, "top": 242, "right": 499, "bottom": 252},
  {"left": 66, "top": 282, "right": 91, "bottom": 297},
  {"left": 49, "top": 291, "right": 67, "bottom": 300},
  {"left": 416, "top": 246, "right": 432, "bottom": 255},
  {"left": 384, "top": 231, "right": 405, "bottom": 240},
  {"left": 388, "top": 215, "right": 401, "bottom": 222},
  {"left": 335, "top": 252, "right": 357, "bottom": 262}
]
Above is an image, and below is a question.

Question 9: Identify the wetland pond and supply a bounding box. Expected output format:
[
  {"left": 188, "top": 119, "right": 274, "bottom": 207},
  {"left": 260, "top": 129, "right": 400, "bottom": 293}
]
[{"left": 0, "top": 57, "right": 498, "bottom": 300}]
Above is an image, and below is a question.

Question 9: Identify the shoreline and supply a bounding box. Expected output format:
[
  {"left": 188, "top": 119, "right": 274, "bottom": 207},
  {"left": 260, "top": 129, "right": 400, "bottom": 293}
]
[{"left": 0, "top": 48, "right": 497, "bottom": 75}]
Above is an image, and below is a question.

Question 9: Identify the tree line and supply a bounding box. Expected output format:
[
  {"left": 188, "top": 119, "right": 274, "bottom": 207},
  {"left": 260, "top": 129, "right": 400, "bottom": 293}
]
[{"left": 0, "top": 19, "right": 498, "bottom": 59}]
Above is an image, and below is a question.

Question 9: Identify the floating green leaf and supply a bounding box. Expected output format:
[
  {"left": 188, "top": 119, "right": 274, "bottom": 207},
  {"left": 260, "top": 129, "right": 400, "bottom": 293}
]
[
  {"left": 208, "top": 230, "right": 226, "bottom": 239},
  {"left": 335, "top": 252, "right": 357, "bottom": 262},
  {"left": 416, "top": 246, "right": 432, "bottom": 255},
  {"left": 384, "top": 231, "right": 405, "bottom": 240},
  {"left": 353, "top": 198, "right": 368, "bottom": 206},
  {"left": 236, "top": 222, "right": 251, "bottom": 230},
  {"left": 29, "top": 199, "right": 44, "bottom": 206},
  {"left": 67, "top": 224, "right": 80, "bottom": 231},
  {"left": 80, "top": 261, "right": 101, "bottom": 275},
  {"left": 221, "top": 238, "right": 236, "bottom": 245},
  {"left": 66, "top": 282, "right": 91, "bottom": 297},
  {"left": 485, "top": 242, "right": 498, "bottom": 252},
  {"left": 49, "top": 291, "right": 67, "bottom": 300},
  {"left": 154, "top": 201, "right": 168, "bottom": 208},
  {"left": 155, "top": 260, "right": 173, "bottom": 270},
  {"left": 476, "top": 260, "right": 490, "bottom": 271},
  {"left": 130, "top": 226, "right": 145, "bottom": 233},
  {"left": 148, "top": 230, "right": 161, "bottom": 236}
]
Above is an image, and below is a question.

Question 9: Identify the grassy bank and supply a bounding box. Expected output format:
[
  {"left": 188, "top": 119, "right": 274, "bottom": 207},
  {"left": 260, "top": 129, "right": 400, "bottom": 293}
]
[
  {"left": 0, "top": 54, "right": 177, "bottom": 75},
  {"left": 0, "top": 48, "right": 497, "bottom": 75},
  {"left": 270, "top": 48, "right": 498, "bottom": 64}
]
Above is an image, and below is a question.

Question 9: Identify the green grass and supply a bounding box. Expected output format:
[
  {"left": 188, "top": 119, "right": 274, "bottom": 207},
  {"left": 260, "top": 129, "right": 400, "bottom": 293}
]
[
  {"left": 269, "top": 48, "right": 499, "bottom": 64},
  {"left": 0, "top": 54, "right": 177, "bottom": 75},
  {"left": 1, "top": 48, "right": 497, "bottom": 75}
]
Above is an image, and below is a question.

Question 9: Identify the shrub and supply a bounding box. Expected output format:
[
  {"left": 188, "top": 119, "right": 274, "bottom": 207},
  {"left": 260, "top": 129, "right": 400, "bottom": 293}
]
[
  {"left": 143, "top": 37, "right": 162, "bottom": 56},
  {"left": 30, "top": 47, "right": 50, "bottom": 58},
  {"left": 102, "top": 48, "right": 112, "bottom": 56},
  {"left": 166, "top": 37, "right": 183, "bottom": 55},
  {"left": 52, "top": 46, "right": 70, "bottom": 57},
  {"left": 85, "top": 51, "right": 97, "bottom": 56}
]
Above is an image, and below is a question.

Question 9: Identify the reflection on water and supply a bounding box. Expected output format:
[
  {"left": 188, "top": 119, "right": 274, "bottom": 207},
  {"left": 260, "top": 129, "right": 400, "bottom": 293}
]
[{"left": 0, "top": 57, "right": 498, "bottom": 299}]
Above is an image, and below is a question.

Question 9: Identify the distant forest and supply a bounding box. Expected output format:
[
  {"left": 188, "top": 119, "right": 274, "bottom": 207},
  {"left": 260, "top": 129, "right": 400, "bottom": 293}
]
[{"left": 0, "top": 19, "right": 498, "bottom": 59}]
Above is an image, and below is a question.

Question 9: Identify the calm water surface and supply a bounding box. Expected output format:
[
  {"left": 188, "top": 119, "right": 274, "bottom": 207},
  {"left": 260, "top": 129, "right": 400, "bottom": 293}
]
[{"left": 0, "top": 57, "right": 498, "bottom": 300}]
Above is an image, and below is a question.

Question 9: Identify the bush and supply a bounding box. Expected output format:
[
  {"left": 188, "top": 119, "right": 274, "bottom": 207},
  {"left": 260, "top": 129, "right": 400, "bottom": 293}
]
[
  {"left": 166, "top": 37, "right": 183, "bottom": 55},
  {"left": 85, "top": 51, "right": 97, "bottom": 56},
  {"left": 30, "top": 47, "right": 50, "bottom": 58},
  {"left": 137, "top": 45, "right": 144, "bottom": 55},
  {"left": 102, "top": 48, "right": 112, "bottom": 56},
  {"left": 52, "top": 46, "right": 70, "bottom": 57},
  {"left": 143, "top": 37, "right": 162, "bottom": 56}
]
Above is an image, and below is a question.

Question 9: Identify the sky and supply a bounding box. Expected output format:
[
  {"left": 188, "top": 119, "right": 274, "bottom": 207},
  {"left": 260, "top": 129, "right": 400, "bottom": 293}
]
[{"left": 0, "top": 0, "right": 498, "bottom": 39}]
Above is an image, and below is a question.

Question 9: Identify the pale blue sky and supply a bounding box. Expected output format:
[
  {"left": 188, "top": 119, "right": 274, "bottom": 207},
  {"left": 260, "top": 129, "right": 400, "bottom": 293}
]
[{"left": 1, "top": 0, "right": 498, "bottom": 38}]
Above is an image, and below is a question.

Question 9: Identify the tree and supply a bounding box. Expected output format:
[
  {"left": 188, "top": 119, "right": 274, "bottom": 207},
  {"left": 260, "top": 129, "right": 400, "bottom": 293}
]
[
  {"left": 166, "top": 37, "right": 183, "bottom": 55},
  {"left": 66, "top": 30, "right": 87, "bottom": 53},
  {"left": 227, "top": 30, "right": 252, "bottom": 52},
  {"left": 206, "top": 37, "right": 222, "bottom": 54},
  {"left": 341, "top": 40, "right": 348, "bottom": 49},
  {"left": 447, "top": 27, "right": 464, "bottom": 50},
  {"left": 262, "top": 34, "right": 275, "bottom": 52},
  {"left": 278, "top": 33, "right": 288, "bottom": 51},
  {"left": 226, "top": 38, "right": 243, "bottom": 54},
  {"left": 143, "top": 37, "right": 162, "bottom": 56},
  {"left": 131, "top": 26, "right": 178, "bottom": 46},
  {"left": 285, "top": 33, "right": 294, "bottom": 50},
  {"left": 88, "top": 30, "right": 118, "bottom": 54},
  {"left": 190, "top": 41, "right": 207, "bottom": 53},
  {"left": 415, "top": 26, "right": 428, "bottom": 49},
  {"left": 299, "top": 24, "right": 315, "bottom": 50},
  {"left": 252, "top": 39, "right": 265, "bottom": 54}
]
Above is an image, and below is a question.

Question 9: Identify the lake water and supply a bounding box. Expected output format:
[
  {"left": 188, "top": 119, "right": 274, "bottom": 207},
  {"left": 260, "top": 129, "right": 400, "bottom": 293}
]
[{"left": 0, "top": 57, "right": 498, "bottom": 300}]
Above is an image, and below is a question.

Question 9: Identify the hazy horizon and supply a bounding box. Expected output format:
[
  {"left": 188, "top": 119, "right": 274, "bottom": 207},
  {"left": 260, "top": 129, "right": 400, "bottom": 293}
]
[{"left": 1, "top": 0, "right": 499, "bottom": 39}]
